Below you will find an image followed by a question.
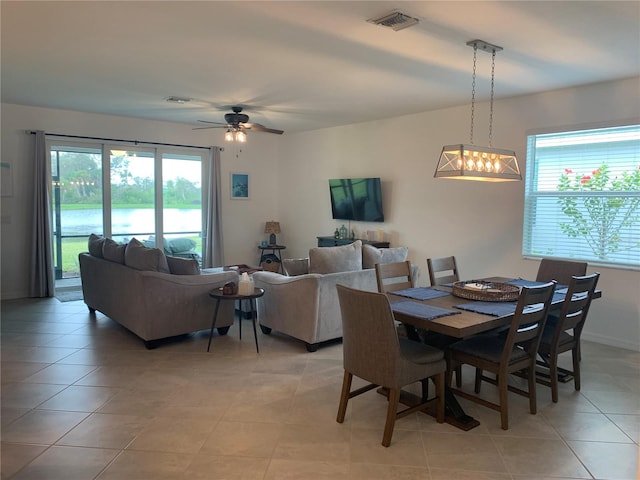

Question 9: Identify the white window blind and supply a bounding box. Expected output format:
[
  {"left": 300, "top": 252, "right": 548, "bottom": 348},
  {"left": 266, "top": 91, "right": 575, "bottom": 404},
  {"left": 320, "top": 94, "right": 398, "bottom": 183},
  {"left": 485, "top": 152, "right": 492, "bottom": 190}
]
[{"left": 523, "top": 124, "right": 640, "bottom": 268}]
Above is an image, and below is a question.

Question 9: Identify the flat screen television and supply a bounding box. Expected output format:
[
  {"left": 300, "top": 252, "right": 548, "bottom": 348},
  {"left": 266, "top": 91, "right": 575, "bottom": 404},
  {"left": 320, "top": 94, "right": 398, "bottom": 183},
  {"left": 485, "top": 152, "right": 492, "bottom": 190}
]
[{"left": 328, "top": 177, "right": 384, "bottom": 222}]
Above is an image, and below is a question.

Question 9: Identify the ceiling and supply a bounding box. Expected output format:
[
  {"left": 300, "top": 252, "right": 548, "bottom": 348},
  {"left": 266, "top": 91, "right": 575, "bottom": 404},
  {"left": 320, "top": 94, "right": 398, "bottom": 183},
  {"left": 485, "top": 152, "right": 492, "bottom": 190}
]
[{"left": 2, "top": 1, "right": 639, "bottom": 135}]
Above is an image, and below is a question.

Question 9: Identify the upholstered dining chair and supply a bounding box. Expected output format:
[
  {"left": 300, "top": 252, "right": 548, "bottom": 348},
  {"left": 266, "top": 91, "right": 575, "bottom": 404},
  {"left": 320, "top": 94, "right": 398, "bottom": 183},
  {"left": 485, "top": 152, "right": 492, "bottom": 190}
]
[
  {"left": 536, "top": 258, "right": 587, "bottom": 285},
  {"left": 446, "top": 281, "right": 556, "bottom": 430},
  {"left": 336, "top": 284, "right": 446, "bottom": 447},
  {"left": 535, "top": 272, "right": 600, "bottom": 402},
  {"left": 427, "top": 256, "right": 459, "bottom": 286},
  {"left": 375, "top": 260, "right": 413, "bottom": 293}
]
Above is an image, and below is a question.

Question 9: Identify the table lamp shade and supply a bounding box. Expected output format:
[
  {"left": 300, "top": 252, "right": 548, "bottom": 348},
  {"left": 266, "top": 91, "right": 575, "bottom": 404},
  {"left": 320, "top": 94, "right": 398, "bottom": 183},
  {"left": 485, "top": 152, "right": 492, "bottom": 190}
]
[{"left": 265, "top": 221, "right": 281, "bottom": 245}]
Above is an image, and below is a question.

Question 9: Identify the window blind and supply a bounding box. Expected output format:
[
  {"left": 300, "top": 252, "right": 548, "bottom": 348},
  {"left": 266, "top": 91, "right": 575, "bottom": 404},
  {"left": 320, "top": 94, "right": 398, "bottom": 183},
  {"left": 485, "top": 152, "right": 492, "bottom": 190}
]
[{"left": 523, "top": 124, "right": 640, "bottom": 268}]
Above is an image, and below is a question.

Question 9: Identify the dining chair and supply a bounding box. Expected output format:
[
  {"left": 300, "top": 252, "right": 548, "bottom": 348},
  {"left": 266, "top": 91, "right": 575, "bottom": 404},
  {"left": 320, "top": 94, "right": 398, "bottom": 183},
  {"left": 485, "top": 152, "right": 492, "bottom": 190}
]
[
  {"left": 374, "top": 261, "right": 413, "bottom": 293},
  {"left": 336, "top": 284, "right": 446, "bottom": 447},
  {"left": 425, "top": 256, "right": 463, "bottom": 386},
  {"left": 446, "top": 281, "right": 556, "bottom": 430},
  {"left": 427, "top": 256, "right": 459, "bottom": 286},
  {"left": 536, "top": 258, "right": 587, "bottom": 286},
  {"left": 535, "top": 272, "right": 600, "bottom": 402}
]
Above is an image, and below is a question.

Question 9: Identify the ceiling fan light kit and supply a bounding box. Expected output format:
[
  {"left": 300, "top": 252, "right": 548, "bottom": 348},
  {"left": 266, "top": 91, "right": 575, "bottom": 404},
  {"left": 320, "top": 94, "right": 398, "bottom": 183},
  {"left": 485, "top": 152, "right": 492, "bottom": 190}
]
[{"left": 434, "top": 39, "right": 521, "bottom": 182}]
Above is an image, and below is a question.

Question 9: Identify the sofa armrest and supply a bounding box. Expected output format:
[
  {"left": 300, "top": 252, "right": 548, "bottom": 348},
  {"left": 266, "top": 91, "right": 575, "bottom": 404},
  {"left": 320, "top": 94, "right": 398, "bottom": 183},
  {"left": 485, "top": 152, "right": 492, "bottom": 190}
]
[{"left": 253, "top": 271, "right": 324, "bottom": 344}]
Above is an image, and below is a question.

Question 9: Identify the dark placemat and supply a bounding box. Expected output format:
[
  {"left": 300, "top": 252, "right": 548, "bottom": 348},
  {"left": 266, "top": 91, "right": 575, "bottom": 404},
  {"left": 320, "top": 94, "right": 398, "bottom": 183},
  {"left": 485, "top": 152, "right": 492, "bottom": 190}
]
[
  {"left": 455, "top": 301, "right": 518, "bottom": 317},
  {"left": 391, "top": 301, "right": 461, "bottom": 320},
  {"left": 389, "top": 287, "right": 450, "bottom": 301},
  {"left": 505, "top": 278, "right": 549, "bottom": 288}
]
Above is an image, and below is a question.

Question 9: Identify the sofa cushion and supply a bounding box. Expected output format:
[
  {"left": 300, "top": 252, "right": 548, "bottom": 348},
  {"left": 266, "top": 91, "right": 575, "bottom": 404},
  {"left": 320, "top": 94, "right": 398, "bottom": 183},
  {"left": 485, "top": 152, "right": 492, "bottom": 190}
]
[
  {"left": 362, "top": 244, "right": 409, "bottom": 269},
  {"left": 124, "top": 238, "right": 170, "bottom": 273},
  {"left": 309, "top": 240, "right": 362, "bottom": 274},
  {"left": 166, "top": 255, "right": 200, "bottom": 275},
  {"left": 102, "top": 238, "right": 126, "bottom": 264},
  {"left": 88, "top": 233, "right": 105, "bottom": 258}
]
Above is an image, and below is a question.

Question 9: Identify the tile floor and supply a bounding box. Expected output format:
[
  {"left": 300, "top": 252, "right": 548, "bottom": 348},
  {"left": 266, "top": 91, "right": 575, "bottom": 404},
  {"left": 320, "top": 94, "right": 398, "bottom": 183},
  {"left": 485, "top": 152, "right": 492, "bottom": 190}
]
[{"left": 1, "top": 297, "right": 639, "bottom": 479}]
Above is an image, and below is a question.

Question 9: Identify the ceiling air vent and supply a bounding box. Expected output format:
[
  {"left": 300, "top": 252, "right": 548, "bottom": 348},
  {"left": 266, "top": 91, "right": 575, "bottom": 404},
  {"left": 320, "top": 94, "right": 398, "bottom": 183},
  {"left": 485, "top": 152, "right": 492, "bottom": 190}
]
[{"left": 367, "top": 10, "right": 419, "bottom": 31}]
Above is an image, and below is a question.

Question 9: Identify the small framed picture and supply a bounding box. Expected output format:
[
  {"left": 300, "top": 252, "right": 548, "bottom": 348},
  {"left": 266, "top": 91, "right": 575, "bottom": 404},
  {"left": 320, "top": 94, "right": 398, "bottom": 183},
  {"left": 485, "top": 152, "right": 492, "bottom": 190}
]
[{"left": 230, "top": 172, "right": 249, "bottom": 199}]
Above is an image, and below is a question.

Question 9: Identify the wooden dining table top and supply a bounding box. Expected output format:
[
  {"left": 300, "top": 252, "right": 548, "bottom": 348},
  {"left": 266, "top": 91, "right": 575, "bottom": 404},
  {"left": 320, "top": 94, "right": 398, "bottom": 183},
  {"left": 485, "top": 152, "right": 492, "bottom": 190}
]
[{"left": 387, "top": 276, "right": 601, "bottom": 339}]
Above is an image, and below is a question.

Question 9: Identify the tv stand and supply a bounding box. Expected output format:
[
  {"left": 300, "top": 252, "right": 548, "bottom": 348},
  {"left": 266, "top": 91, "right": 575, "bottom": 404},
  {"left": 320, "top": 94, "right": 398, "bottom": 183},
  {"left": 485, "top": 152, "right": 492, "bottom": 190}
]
[{"left": 317, "top": 236, "right": 390, "bottom": 248}]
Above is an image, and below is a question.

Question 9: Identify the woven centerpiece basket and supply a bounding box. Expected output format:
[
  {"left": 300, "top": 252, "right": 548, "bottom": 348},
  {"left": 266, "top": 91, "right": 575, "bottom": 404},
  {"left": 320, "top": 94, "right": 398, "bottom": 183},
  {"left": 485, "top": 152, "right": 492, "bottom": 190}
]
[{"left": 452, "top": 281, "right": 520, "bottom": 302}]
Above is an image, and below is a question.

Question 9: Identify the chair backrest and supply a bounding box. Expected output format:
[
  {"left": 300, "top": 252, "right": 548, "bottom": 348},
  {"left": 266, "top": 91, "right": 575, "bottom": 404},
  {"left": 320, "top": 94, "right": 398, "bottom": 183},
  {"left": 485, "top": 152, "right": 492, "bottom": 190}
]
[
  {"left": 552, "top": 272, "right": 600, "bottom": 343},
  {"left": 375, "top": 261, "right": 413, "bottom": 293},
  {"left": 502, "top": 281, "right": 556, "bottom": 363},
  {"left": 336, "top": 284, "right": 401, "bottom": 386},
  {"left": 536, "top": 258, "right": 587, "bottom": 286},
  {"left": 427, "top": 256, "right": 459, "bottom": 286}
]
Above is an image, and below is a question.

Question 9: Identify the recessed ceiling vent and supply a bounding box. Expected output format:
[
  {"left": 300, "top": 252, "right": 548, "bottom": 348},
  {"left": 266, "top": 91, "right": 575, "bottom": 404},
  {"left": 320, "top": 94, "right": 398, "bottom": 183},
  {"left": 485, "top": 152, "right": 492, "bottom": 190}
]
[{"left": 367, "top": 10, "right": 419, "bottom": 31}]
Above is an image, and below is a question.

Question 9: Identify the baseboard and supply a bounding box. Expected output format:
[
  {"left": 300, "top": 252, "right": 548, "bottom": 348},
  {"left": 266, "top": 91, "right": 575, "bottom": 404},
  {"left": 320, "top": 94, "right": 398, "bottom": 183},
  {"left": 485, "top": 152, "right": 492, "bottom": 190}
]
[{"left": 582, "top": 332, "right": 640, "bottom": 352}]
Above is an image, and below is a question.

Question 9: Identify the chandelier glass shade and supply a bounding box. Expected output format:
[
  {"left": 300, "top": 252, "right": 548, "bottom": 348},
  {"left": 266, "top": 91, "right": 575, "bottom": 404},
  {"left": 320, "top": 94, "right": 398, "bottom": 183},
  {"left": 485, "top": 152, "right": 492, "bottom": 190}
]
[{"left": 435, "top": 40, "right": 521, "bottom": 182}]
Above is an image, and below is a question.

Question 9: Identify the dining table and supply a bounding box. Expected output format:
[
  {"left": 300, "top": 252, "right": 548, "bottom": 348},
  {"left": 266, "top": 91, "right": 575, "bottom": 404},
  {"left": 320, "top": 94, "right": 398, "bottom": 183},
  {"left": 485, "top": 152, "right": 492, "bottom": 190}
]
[{"left": 385, "top": 276, "right": 601, "bottom": 431}]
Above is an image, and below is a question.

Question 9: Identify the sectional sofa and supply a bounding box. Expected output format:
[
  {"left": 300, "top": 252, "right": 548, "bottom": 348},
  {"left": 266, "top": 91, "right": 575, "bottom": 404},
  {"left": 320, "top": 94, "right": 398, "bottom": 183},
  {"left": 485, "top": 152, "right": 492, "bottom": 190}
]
[{"left": 79, "top": 235, "right": 237, "bottom": 348}]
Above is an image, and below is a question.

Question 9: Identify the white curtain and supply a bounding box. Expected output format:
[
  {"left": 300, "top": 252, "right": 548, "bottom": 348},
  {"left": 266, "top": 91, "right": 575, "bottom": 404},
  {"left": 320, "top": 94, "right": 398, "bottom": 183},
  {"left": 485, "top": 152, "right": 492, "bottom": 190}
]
[
  {"left": 203, "top": 146, "right": 224, "bottom": 267},
  {"left": 28, "top": 130, "right": 55, "bottom": 297}
]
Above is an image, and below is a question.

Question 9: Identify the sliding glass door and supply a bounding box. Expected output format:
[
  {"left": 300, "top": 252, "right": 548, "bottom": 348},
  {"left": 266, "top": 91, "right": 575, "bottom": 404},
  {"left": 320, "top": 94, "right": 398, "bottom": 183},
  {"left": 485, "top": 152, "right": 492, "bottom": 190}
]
[{"left": 50, "top": 141, "right": 206, "bottom": 279}]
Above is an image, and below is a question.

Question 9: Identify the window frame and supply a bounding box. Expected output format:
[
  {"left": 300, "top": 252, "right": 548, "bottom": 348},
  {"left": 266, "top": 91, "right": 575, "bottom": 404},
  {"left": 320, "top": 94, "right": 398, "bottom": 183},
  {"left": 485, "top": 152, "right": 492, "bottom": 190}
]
[{"left": 522, "top": 122, "right": 640, "bottom": 270}]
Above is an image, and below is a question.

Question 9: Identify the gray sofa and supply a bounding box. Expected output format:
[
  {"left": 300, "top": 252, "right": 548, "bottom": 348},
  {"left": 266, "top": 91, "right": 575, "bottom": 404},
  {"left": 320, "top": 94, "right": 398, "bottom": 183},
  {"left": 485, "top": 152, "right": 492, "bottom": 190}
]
[
  {"left": 79, "top": 235, "right": 238, "bottom": 348},
  {"left": 253, "top": 241, "right": 413, "bottom": 351}
]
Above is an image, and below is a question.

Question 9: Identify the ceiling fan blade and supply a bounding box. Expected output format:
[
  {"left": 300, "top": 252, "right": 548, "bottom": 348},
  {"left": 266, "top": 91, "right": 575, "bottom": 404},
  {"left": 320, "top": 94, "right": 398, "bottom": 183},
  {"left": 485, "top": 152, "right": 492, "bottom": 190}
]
[
  {"left": 192, "top": 126, "right": 225, "bottom": 130},
  {"left": 197, "top": 120, "right": 228, "bottom": 126},
  {"left": 244, "top": 122, "right": 284, "bottom": 135}
]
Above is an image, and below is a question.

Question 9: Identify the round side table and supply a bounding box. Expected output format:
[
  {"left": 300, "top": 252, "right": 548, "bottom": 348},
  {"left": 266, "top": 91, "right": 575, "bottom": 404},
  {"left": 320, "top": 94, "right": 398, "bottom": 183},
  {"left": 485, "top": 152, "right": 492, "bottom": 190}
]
[{"left": 207, "top": 287, "right": 265, "bottom": 353}]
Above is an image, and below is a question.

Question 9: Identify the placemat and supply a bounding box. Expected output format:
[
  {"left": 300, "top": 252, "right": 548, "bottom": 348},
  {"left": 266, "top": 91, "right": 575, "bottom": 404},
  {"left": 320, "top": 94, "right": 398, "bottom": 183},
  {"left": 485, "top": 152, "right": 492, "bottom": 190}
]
[
  {"left": 505, "top": 278, "right": 549, "bottom": 287},
  {"left": 389, "top": 287, "right": 450, "bottom": 301},
  {"left": 454, "top": 301, "right": 518, "bottom": 317},
  {"left": 391, "top": 301, "right": 461, "bottom": 320}
]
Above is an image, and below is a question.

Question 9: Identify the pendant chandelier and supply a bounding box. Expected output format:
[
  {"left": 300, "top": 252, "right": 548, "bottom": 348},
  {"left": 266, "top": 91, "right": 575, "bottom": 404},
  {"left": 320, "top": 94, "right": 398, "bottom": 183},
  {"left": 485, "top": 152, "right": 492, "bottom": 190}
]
[{"left": 434, "top": 40, "right": 521, "bottom": 182}]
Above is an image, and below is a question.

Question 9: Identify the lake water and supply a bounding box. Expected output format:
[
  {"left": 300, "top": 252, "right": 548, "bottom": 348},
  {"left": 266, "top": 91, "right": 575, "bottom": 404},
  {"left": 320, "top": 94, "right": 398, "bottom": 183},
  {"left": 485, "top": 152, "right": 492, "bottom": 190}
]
[{"left": 59, "top": 208, "right": 201, "bottom": 236}]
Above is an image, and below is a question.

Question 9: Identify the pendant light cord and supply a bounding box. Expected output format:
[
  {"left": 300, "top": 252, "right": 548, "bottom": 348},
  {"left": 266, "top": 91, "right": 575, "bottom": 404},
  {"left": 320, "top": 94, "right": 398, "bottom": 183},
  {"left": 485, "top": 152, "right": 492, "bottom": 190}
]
[
  {"left": 489, "top": 49, "right": 496, "bottom": 148},
  {"left": 470, "top": 43, "right": 477, "bottom": 145}
]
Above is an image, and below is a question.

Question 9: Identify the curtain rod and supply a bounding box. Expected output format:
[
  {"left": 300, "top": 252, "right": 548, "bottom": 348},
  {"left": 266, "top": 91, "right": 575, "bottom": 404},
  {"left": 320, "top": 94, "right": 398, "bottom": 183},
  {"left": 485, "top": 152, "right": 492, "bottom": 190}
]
[{"left": 26, "top": 130, "right": 220, "bottom": 151}]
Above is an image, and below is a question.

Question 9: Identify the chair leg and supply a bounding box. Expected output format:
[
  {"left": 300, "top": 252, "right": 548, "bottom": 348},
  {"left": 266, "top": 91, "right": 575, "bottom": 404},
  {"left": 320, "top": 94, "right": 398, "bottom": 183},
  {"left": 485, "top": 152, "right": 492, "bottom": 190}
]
[
  {"left": 528, "top": 366, "right": 537, "bottom": 414},
  {"left": 572, "top": 346, "right": 581, "bottom": 391},
  {"left": 455, "top": 365, "right": 462, "bottom": 387},
  {"left": 421, "top": 379, "right": 429, "bottom": 402},
  {"left": 474, "top": 367, "right": 483, "bottom": 393},
  {"left": 434, "top": 372, "right": 445, "bottom": 423},
  {"left": 549, "top": 354, "right": 559, "bottom": 403},
  {"left": 336, "top": 371, "right": 352, "bottom": 423},
  {"left": 498, "top": 373, "right": 509, "bottom": 430},
  {"left": 382, "top": 388, "right": 400, "bottom": 447}
]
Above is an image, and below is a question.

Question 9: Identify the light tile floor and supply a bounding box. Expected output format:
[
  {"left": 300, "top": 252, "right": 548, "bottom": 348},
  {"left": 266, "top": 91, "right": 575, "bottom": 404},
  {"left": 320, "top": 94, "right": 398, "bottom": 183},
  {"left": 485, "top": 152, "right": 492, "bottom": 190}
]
[{"left": 1, "top": 297, "right": 639, "bottom": 479}]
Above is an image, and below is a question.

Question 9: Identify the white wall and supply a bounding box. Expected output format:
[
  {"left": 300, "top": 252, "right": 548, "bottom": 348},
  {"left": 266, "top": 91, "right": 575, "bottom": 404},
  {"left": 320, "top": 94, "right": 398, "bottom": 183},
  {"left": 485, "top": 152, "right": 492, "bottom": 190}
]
[
  {"left": 2, "top": 78, "right": 639, "bottom": 351},
  {"left": 277, "top": 77, "right": 640, "bottom": 351},
  {"left": 0, "top": 104, "right": 280, "bottom": 299}
]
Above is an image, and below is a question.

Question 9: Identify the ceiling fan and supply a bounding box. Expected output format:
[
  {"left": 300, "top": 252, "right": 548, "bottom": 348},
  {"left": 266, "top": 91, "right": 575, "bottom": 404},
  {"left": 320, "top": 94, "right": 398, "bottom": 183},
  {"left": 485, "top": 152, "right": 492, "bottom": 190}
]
[{"left": 194, "top": 106, "right": 284, "bottom": 142}]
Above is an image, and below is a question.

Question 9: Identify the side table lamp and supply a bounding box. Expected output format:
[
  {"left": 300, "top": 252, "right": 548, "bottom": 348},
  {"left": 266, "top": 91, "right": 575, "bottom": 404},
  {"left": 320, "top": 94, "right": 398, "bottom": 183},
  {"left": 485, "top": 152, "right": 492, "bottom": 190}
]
[{"left": 265, "top": 221, "right": 281, "bottom": 246}]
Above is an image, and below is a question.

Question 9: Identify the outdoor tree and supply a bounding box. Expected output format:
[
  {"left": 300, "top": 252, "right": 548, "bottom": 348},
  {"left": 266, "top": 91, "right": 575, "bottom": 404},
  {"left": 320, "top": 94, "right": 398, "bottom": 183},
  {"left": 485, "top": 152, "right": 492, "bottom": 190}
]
[{"left": 557, "top": 164, "right": 640, "bottom": 260}]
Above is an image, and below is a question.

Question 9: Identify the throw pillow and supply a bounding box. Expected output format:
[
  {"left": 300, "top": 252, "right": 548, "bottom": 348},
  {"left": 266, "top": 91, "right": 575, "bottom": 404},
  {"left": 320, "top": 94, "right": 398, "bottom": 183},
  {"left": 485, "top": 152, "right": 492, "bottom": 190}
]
[
  {"left": 124, "top": 237, "right": 170, "bottom": 273},
  {"left": 102, "top": 238, "right": 127, "bottom": 264},
  {"left": 166, "top": 237, "right": 197, "bottom": 254},
  {"left": 283, "top": 258, "right": 309, "bottom": 276},
  {"left": 309, "top": 240, "right": 362, "bottom": 274},
  {"left": 166, "top": 255, "right": 200, "bottom": 275},
  {"left": 88, "top": 233, "right": 105, "bottom": 258},
  {"left": 362, "top": 244, "right": 409, "bottom": 269}
]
